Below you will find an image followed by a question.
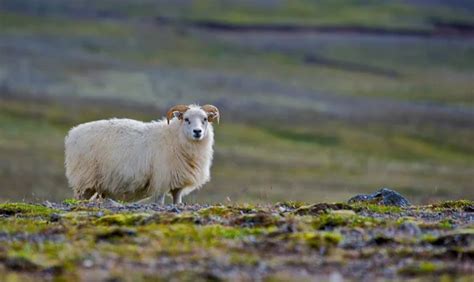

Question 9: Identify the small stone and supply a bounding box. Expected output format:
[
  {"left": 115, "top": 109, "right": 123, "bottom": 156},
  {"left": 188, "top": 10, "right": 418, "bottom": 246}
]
[
  {"left": 83, "top": 259, "right": 94, "bottom": 268},
  {"left": 43, "top": 200, "right": 55, "bottom": 209},
  {"left": 49, "top": 213, "right": 61, "bottom": 222},
  {"left": 399, "top": 221, "right": 422, "bottom": 236},
  {"left": 169, "top": 206, "right": 181, "bottom": 213}
]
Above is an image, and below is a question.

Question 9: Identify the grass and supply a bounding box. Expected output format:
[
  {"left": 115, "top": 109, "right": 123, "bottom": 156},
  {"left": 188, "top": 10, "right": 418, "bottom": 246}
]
[
  {"left": 0, "top": 11, "right": 131, "bottom": 37},
  {"left": 0, "top": 98, "right": 472, "bottom": 203},
  {"left": 3, "top": 1, "right": 470, "bottom": 30}
]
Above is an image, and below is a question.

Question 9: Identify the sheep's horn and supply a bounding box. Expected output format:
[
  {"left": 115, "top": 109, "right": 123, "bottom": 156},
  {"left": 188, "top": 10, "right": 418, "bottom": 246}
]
[
  {"left": 166, "top": 105, "right": 189, "bottom": 124},
  {"left": 201, "top": 104, "right": 220, "bottom": 124}
]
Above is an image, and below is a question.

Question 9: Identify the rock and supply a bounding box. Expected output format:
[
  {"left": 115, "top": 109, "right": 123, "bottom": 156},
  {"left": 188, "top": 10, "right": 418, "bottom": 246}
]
[
  {"left": 348, "top": 188, "right": 411, "bottom": 207},
  {"left": 49, "top": 213, "right": 61, "bottom": 222},
  {"left": 169, "top": 206, "right": 181, "bottom": 213}
]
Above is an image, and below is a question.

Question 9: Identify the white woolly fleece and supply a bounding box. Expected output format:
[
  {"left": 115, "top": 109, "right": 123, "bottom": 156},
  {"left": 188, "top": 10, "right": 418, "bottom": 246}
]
[{"left": 65, "top": 106, "right": 214, "bottom": 203}]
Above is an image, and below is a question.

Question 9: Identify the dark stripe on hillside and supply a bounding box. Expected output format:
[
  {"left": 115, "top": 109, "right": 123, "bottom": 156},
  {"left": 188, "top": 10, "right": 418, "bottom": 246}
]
[{"left": 155, "top": 17, "right": 474, "bottom": 38}]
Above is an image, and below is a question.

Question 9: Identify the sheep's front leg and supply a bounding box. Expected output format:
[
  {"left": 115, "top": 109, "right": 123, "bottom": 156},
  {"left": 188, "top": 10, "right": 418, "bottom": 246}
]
[
  {"left": 153, "top": 193, "right": 166, "bottom": 205},
  {"left": 171, "top": 189, "right": 183, "bottom": 205}
]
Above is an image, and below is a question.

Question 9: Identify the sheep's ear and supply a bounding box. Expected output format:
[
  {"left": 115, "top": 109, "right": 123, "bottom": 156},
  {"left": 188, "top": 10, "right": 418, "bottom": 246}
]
[
  {"left": 202, "top": 105, "right": 220, "bottom": 124},
  {"left": 166, "top": 105, "right": 189, "bottom": 124}
]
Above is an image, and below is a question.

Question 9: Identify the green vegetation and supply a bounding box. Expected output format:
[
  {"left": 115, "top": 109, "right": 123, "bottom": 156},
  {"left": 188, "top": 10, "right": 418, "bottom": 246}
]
[
  {"left": 352, "top": 204, "right": 403, "bottom": 214},
  {"left": 177, "top": 0, "right": 474, "bottom": 29},
  {"left": 0, "top": 1, "right": 472, "bottom": 280},
  {"left": 0, "top": 203, "right": 57, "bottom": 217},
  {"left": 431, "top": 200, "right": 474, "bottom": 211},
  {"left": 398, "top": 261, "right": 444, "bottom": 276},
  {"left": 4, "top": 0, "right": 471, "bottom": 29},
  {"left": 0, "top": 200, "right": 472, "bottom": 280},
  {"left": 0, "top": 11, "right": 132, "bottom": 37}
]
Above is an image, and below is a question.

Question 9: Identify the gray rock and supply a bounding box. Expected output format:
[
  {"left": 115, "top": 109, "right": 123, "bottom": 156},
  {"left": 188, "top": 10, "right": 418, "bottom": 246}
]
[{"left": 348, "top": 188, "right": 411, "bottom": 207}]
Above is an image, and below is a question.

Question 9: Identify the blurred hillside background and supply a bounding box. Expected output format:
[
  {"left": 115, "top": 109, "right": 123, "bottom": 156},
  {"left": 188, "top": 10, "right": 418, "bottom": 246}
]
[{"left": 0, "top": 0, "right": 473, "bottom": 204}]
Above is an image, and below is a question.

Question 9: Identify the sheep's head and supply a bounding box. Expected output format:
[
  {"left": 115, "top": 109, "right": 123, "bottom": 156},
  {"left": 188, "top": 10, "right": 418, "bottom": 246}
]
[{"left": 167, "top": 104, "right": 220, "bottom": 141}]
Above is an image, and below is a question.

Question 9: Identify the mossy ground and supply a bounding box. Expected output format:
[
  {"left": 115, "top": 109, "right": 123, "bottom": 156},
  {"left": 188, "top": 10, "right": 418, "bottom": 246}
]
[{"left": 0, "top": 200, "right": 472, "bottom": 281}]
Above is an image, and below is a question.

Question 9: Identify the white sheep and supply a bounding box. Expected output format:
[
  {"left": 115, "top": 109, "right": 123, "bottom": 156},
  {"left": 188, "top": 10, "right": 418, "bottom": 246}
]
[{"left": 64, "top": 104, "right": 220, "bottom": 205}]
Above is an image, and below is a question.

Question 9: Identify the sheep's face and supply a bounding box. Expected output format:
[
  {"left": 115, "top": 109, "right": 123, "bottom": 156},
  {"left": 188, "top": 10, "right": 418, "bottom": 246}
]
[{"left": 178, "top": 108, "right": 210, "bottom": 142}]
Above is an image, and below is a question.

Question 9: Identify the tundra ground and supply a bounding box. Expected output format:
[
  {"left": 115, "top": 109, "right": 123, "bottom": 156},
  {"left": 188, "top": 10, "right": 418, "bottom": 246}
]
[{"left": 0, "top": 200, "right": 472, "bottom": 281}]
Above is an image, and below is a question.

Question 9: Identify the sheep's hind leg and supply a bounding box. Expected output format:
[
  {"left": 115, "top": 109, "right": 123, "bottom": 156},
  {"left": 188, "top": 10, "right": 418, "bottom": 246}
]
[
  {"left": 89, "top": 192, "right": 100, "bottom": 201},
  {"left": 136, "top": 193, "right": 166, "bottom": 205},
  {"left": 171, "top": 189, "right": 183, "bottom": 205},
  {"left": 88, "top": 192, "right": 104, "bottom": 202},
  {"left": 151, "top": 193, "right": 166, "bottom": 205}
]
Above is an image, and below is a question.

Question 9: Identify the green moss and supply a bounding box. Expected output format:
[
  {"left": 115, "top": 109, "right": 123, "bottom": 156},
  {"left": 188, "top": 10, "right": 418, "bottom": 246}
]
[
  {"left": 62, "top": 199, "right": 83, "bottom": 205},
  {"left": 399, "top": 261, "right": 441, "bottom": 275},
  {"left": 431, "top": 200, "right": 474, "bottom": 211},
  {"left": 198, "top": 206, "right": 237, "bottom": 217},
  {"left": 276, "top": 201, "right": 307, "bottom": 209},
  {"left": 170, "top": 214, "right": 198, "bottom": 224},
  {"left": 290, "top": 231, "right": 342, "bottom": 249},
  {"left": 228, "top": 252, "right": 260, "bottom": 266},
  {"left": 0, "top": 218, "right": 52, "bottom": 233},
  {"left": 418, "top": 261, "right": 438, "bottom": 273},
  {"left": 0, "top": 203, "right": 57, "bottom": 217},
  {"left": 421, "top": 234, "right": 438, "bottom": 244},
  {"left": 95, "top": 213, "right": 150, "bottom": 226},
  {"left": 351, "top": 203, "right": 403, "bottom": 213},
  {"left": 0, "top": 201, "right": 471, "bottom": 279},
  {"left": 438, "top": 219, "right": 454, "bottom": 229},
  {"left": 419, "top": 218, "right": 466, "bottom": 230}
]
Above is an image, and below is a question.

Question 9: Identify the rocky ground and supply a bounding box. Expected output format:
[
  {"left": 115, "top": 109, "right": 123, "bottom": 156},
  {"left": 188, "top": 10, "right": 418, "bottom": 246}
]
[{"left": 0, "top": 197, "right": 472, "bottom": 281}]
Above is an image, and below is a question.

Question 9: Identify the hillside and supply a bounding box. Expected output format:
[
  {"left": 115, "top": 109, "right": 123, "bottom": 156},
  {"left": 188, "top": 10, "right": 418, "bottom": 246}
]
[{"left": 0, "top": 0, "right": 473, "bottom": 203}]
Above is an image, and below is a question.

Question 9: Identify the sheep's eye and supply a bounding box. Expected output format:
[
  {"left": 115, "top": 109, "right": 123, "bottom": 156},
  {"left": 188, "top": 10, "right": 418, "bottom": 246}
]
[
  {"left": 184, "top": 118, "right": 190, "bottom": 123},
  {"left": 204, "top": 118, "right": 207, "bottom": 122}
]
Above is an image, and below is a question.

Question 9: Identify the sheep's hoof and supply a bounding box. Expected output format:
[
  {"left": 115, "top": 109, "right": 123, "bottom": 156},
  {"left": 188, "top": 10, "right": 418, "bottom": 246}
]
[{"left": 102, "top": 198, "right": 123, "bottom": 208}]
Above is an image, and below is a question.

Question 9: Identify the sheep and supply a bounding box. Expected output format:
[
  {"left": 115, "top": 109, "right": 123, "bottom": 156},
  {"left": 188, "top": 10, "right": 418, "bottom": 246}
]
[{"left": 64, "top": 104, "right": 220, "bottom": 205}]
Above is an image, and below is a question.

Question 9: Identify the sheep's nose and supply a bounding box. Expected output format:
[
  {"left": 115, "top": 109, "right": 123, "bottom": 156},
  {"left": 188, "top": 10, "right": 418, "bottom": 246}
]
[{"left": 193, "top": 129, "right": 202, "bottom": 135}]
